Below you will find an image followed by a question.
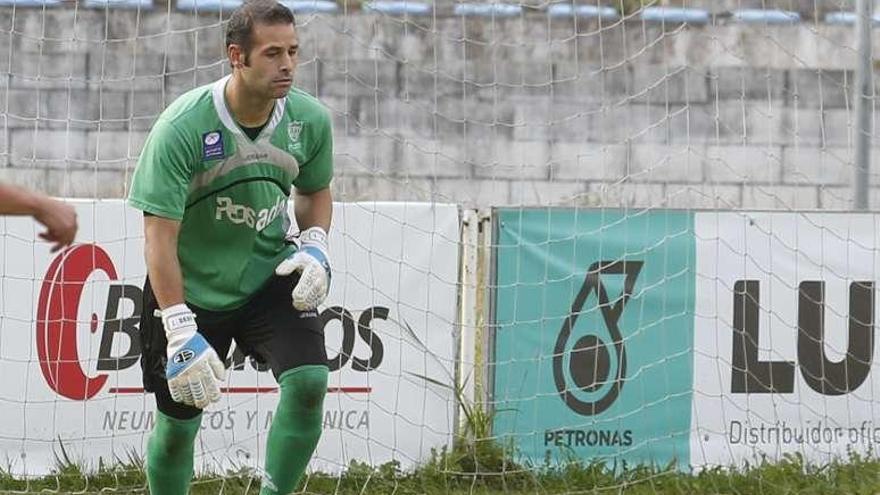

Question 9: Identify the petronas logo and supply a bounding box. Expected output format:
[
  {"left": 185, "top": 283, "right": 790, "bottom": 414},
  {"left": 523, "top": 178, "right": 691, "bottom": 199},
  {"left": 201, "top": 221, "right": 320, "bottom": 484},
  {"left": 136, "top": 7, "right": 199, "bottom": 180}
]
[{"left": 553, "top": 260, "right": 643, "bottom": 416}]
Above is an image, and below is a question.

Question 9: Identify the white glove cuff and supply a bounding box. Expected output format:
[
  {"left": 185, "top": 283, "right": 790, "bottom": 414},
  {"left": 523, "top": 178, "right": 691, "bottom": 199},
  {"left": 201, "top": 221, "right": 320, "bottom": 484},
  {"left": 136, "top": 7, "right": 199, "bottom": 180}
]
[
  {"left": 299, "top": 226, "right": 329, "bottom": 254},
  {"left": 161, "top": 303, "right": 197, "bottom": 334}
]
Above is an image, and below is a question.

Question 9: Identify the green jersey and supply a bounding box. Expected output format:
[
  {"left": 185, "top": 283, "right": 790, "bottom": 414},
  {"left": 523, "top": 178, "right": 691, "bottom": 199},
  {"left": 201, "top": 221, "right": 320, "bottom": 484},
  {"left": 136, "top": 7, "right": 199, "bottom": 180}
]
[{"left": 128, "top": 75, "right": 333, "bottom": 311}]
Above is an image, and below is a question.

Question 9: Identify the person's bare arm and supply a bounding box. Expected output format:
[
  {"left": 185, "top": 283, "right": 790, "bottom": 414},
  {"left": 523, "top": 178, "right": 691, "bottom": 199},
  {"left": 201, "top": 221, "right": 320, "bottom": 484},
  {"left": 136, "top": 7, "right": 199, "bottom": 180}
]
[
  {"left": 294, "top": 186, "right": 332, "bottom": 232},
  {"left": 275, "top": 187, "right": 333, "bottom": 311},
  {"left": 143, "top": 215, "right": 185, "bottom": 309},
  {"left": 143, "top": 213, "right": 225, "bottom": 408},
  {"left": 0, "top": 183, "right": 77, "bottom": 252}
]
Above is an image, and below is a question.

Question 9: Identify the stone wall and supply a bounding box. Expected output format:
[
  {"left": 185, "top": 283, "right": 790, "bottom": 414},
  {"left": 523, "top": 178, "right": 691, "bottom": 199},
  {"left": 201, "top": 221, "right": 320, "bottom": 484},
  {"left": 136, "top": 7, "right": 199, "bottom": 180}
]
[{"left": 1, "top": 6, "right": 878, "bottom": 209}]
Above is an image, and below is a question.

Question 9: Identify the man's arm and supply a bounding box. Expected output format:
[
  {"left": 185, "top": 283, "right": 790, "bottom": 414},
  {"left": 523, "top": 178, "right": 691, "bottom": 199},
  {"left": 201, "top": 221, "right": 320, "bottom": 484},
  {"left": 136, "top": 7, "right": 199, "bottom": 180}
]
[
  {"left": 0, "top": 183, "right": 77, "bottom": 252},
  {"left": 143, "top": 215, "right": 186, "bottom": 309},
  {"left": 0, "top": 182, "right": 50, "bottom": 216},
  {"left": 294, "top": 186, "right": 332, "bottom": 232},
  {"left": 276, "top": 187, "right": 333, "bottom": 311},
  {"left": 143, "top": 213, "right": 225, "bottom": 408}
]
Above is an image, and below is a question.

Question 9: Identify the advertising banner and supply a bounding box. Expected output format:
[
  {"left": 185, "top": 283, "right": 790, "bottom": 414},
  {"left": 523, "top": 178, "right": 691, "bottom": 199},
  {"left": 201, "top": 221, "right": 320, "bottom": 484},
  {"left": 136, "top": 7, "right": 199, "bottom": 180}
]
[
  {"left": 492, "top": 208, "right": 880, "bottom": 469},
  {"left": 691, "top": 212, "right": 880, "bottom": 467},
  {"left": 0, "top": 200, "right": 460, "bottom": 476},
  {"left": 491, "top": 209, "right": 696, "bottom": 468}
]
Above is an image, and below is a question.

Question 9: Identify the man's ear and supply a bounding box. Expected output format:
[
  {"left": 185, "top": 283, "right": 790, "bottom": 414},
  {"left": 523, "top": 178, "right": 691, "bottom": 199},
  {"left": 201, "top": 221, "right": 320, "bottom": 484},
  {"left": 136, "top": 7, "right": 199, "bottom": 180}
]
[{"left": 228, "top": 44, "right": 244, "bottom": 68}]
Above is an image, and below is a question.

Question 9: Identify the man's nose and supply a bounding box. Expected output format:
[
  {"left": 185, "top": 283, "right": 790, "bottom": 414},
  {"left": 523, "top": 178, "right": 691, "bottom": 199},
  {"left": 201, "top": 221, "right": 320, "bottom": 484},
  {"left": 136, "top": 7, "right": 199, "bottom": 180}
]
[{"left": 281, "top": 54, "right": 294, "bottom": 71}]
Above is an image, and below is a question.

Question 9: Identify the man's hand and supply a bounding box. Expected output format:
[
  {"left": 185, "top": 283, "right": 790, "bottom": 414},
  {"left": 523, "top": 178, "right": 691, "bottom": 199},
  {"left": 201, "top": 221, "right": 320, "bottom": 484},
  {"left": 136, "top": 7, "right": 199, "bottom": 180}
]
[
  {"left": 275, "top": 226, "right": 331, "bottom": 311},
  {"left": 33, "top": 196, "right": 77, "bottom": 253},
  {"left": 162, "top": 304, "right": 226, "bottom": 409}
]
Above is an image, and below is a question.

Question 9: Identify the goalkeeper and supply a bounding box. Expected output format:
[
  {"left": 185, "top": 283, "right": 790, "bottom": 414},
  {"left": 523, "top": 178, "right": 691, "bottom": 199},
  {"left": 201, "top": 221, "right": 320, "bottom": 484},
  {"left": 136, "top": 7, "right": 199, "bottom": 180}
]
[{"left": 127, "top": 1, "right": 332, "bottom": 493}]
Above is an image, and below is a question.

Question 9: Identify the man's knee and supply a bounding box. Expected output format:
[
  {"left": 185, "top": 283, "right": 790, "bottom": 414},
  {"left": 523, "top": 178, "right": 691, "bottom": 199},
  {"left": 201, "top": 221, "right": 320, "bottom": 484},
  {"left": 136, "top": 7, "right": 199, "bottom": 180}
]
[{"left": 278, "top": 365, "right": 328, "bottom": 411}]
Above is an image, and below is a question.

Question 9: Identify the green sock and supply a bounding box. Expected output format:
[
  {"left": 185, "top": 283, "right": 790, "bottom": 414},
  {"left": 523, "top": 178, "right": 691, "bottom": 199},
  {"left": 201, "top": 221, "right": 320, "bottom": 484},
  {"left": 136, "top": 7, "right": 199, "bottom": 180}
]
[
  {"left": 260, "top": 365, "right": 329, "bottom": 495},
  {"left": 146, "top": 410, "right": 201, "bottom": 495}
]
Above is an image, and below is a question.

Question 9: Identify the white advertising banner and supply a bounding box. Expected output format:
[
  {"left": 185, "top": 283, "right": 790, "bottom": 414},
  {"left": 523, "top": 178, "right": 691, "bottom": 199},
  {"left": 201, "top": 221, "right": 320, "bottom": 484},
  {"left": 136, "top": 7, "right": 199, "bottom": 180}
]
[
  {"left": 691, "top": 212, "right": 880, "bottom": 468},
  {"left": 0, "top": 200, "right": 459, "bottom": 476}
]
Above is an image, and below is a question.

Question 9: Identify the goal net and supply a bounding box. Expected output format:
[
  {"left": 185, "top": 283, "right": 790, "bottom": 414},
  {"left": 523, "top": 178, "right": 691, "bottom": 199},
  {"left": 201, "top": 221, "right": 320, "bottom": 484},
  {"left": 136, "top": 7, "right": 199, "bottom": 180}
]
[{"left": 1, "top": 0, "right": 879, "bottom": 493}]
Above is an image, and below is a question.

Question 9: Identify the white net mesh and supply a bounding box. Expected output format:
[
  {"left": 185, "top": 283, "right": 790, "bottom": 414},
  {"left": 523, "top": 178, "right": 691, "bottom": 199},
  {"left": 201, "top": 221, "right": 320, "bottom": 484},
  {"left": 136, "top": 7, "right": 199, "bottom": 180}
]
[{"left": 1, "top": 0, "right": 880, "bottom": 493}]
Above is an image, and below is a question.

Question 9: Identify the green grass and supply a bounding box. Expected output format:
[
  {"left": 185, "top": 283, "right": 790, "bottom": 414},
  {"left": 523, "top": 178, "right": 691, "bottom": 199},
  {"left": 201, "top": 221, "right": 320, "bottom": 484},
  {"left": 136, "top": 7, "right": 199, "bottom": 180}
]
[
  {"left": 4, "top": 447, "right": 880, "bottom": 494},
  {"left": 4, "top": 392, "right": 879, "bottom": 494}
]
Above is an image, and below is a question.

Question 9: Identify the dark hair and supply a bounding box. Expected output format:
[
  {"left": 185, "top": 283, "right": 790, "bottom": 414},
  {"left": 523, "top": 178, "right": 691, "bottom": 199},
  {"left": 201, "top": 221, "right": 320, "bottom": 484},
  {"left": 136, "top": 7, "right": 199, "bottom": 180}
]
[{"left": 226, "top": 0, "right": 296, "bottom": 66}]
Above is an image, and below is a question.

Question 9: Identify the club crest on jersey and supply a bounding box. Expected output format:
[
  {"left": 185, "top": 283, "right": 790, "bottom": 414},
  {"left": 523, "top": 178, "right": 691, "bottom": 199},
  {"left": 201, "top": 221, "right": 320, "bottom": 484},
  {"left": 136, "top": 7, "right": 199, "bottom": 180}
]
[
  {"left": 202, "top": 130, "right": 225, "bottom": 160},
  {"left": 287, "top": 121, "right": 304, "bottom": 152}
]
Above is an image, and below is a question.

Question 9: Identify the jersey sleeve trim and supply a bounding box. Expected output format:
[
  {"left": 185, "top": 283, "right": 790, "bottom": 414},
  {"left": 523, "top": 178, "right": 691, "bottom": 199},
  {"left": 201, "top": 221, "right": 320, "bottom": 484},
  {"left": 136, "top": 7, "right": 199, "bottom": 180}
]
[{"left": 128, "top": 197, "right": 185, "bottom": 221}]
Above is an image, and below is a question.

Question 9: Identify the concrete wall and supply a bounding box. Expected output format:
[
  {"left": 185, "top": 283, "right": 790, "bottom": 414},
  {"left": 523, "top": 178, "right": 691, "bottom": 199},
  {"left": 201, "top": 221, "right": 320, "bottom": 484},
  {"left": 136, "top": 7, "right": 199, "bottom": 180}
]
[
  {"left": 632, "top": 0, "right": 858, "bottom": 17},
  {"left": 1, "top": 6, "right": 879, "bottom": 209}
]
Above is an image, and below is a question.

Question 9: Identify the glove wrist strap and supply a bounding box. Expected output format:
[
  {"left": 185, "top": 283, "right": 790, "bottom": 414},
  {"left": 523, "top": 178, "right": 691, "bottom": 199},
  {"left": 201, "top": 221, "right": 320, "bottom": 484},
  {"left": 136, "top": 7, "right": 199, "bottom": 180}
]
[
  {"left": 162, "top": 303, "right": 197, "bottom": 336},
  {"left": 299, "top": 226, "right": 328, "bottom": 254}
]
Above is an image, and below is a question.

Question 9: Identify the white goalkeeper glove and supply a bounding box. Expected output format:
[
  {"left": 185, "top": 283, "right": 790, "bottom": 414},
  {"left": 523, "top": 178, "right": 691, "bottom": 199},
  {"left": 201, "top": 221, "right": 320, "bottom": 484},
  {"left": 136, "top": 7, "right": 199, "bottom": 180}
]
[
  {"left": 275, "top": 226, "right": 331, "bottom": 311},
  {"left": 162, "top": 304, "right": 226, "bottom": 409}
]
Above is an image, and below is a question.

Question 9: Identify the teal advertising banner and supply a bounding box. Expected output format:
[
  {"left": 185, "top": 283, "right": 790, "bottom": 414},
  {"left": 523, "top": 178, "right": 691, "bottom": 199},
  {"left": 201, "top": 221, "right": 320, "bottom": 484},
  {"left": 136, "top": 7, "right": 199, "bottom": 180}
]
[{"left": 492, "top": 209, "right": 696, "bottom": 468}]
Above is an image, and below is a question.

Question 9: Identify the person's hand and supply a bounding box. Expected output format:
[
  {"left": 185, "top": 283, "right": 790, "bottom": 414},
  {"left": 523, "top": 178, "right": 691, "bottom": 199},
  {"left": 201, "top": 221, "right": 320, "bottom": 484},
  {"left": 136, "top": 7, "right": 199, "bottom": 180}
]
[
  {"left": 162, "top": 304, "right": 226, "bottom": 409},
  {"left": 33, "top": 197, "right": 77, "bottom": 252},
  {"left": 275, "top": 226, "right": 331, "bottom": 311}
]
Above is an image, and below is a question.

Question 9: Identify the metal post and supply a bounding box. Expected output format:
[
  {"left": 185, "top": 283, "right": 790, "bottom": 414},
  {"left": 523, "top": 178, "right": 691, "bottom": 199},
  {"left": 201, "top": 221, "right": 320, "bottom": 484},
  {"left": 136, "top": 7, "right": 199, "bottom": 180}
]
[
  {"left": 854, "top": 0, "right": 873, "bottom": 210},
  {"left": 457, "top": 209, "right": 479, "bottom": 438}
]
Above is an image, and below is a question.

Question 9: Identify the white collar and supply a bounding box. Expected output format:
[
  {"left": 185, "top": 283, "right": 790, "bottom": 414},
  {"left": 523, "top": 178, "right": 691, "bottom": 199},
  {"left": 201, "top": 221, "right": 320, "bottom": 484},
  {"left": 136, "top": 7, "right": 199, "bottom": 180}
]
[{"left": 211, "top": 74, "right": 286, "bottom": 141}]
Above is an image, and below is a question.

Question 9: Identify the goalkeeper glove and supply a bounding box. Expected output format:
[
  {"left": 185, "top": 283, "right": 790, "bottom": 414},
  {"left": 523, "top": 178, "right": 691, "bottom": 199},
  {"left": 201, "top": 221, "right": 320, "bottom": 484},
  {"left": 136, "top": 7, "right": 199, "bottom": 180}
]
[
  {"left": 162, "top": 304, "right": 226, "bottom": 409},
  {"left": 275, "top": 226, "right": 331, "bottom": 311}
]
